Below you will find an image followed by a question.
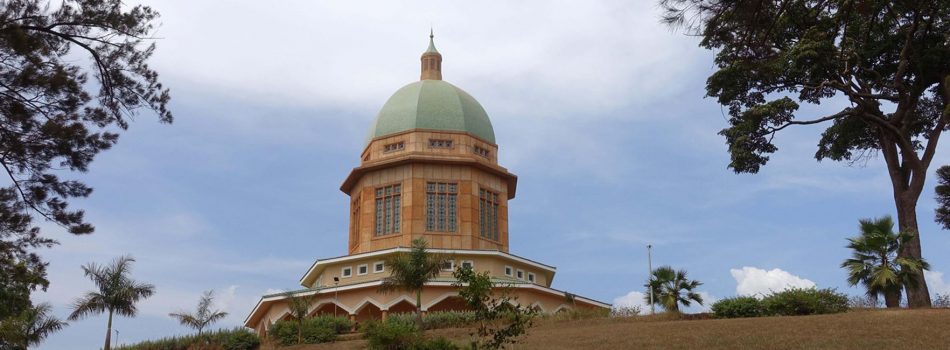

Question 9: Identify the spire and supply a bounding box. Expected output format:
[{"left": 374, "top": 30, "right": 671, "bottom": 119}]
[
  {"left": 420, "top": 29, "right": 442, "bottom": 80},
  {"left": 426, "top": 28, "right": 438, "bottom": 53}
]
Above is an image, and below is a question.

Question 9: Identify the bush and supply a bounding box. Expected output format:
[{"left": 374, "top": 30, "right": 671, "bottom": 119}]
[
  {"left": 711, "top": 296, "right": 765, "bottom": 318},
  {"left": 847, "top": 295, "right": 882, "bottom": 309},
  {"left": 934, "top": 293, "right": 950, "bottom": 308},
  {"left": 267, "top": 315, "right": 353, "bottom": 346},
  {"left": 610, "top": 306, "right": 641, "bottom": 318},
  {"left": 221, "top": 328, "right": 261, "bottom": 350},
  {"left": 761, "top": 288, "right": 849, "bottom": 316},
  {"left": 362, "top": 319, "right": 421, "bottom": 350},
  {"left": 113, "top": 328, "right": 259, "bottom": 350},
  {"left": 385, "top": 311, "right": 477, "bottom": 330}
]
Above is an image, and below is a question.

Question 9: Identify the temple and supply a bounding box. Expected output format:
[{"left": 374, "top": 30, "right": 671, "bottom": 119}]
[{"left": 243, "top": 32, "right": 609, "bottom": 335}]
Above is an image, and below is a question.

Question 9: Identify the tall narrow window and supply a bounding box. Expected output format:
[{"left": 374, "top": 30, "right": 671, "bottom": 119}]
[
  {"left": 426, "top": 182, "right": 457, "bottom": 232},
  {"left": 350, "top": 195, "right": 361, "bottom": 248},
  {"left": 479, "top": 188, "right": 500, "bottom": 240},
  {"left": 375, "top": 184, "right": 401, "bottom": 235}
]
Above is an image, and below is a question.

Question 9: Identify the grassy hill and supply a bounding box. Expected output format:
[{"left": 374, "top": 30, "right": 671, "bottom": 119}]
[{"left": 292, "top": 309, "right": 950, "bottom": 350}]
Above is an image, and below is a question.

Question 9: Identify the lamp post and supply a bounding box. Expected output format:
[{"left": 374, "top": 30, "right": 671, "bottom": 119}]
[
  {"left": 333, "top": 277, "right": 340, "bottom": 316},
  {"left": 647, "top": 244, "right": 655, "bottom": 315},
  {"left": 114, "top": 329, "right": 119, "bottom": 348}
]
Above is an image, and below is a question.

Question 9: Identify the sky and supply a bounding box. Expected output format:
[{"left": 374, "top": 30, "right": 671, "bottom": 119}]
[{"left": 23, "top": 0, "right": 950, "bottom": 348}]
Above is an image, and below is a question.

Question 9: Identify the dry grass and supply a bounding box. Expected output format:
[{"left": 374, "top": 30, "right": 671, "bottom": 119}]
[{"left": 286, "top": 309, "right": 950, "bottom": 350}]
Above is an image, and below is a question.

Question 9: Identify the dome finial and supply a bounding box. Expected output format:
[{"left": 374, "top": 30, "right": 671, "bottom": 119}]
[
  {"left": 426, "top": 28, "right": 438, "bottom": 54},
  {"left": 421, "top": 29, "right": 442, "bottom": 80}
]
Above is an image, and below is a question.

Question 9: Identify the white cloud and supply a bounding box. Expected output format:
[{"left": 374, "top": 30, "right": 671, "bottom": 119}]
[
  {"left": 730, "top": 267, "right": 816, "bottom": 297},
  {"left": 925, "top": 270, "right": 950, "bottom": 296}
]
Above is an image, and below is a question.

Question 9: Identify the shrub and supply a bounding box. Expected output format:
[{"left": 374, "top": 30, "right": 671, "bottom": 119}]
[
  {"left": 934, "top": 293, "right": 950, "bottom": 308},
  {"left": 362, "top": 319, "right": 421, "bottom": 350},
  {"left": 113, "top": 328, "right": 259, "bottom": 350},
  {"left": 267, "top": 315, "right": 353, "bottom": 346},
  {"left": 847, "top": 295, "right": 882, "bottom": 309},
  {"left": 387, "top": 311, "right": 478, "bottom": 330},
  {"left": 711, "top": 296, "right": 765, "bottom": 318},
  {"left": 761, "top": 288, "right": 849, "bottom": 316},
  {"left": 610, "top": 306, "right": 641, "bottom": 318},
  {"left": 414, "top": 337, "right": 461, "bottom": 350},
  {"left": 221, "top": 328, "right": 261, "bottom": 350}
]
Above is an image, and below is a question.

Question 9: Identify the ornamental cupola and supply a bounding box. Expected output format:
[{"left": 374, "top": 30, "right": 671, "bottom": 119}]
[{"left": 420, "top": 30, "right": 442, "bottom": 80}]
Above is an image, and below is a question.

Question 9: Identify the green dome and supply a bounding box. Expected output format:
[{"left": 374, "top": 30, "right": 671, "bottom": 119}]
[{"left": 368, "top": 80, "right": 495, "bottom": 144}]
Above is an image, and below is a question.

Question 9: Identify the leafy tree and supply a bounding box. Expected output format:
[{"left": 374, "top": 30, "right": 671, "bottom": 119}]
[
  {"left": 379, "top": 238, "right": 448, "bottom": 328},
  {"left": 453, "top": 266, "right": 536, "bottom": 350},
  {"left": 841, "top": 216, "right": 929, "bottom": 308},
  {"left": 644, "top": 266, "right": 703, "bottom": 312},
  {"left": 934, "top": 165, "right": 950, "bottom": 229},
  {"left": 68, "top": 255, "right": 155, "bottom": 350},
  {"left": 169, "top": 290, "right": 229, "bottom": 339},
  {"left": 0, "top": 0, "right": 171, "bottom": 317},
  {"left": 0, "top": 302, "right": 66, "bottom": 349},
  {"left": 658, "top": 0, "right": 950, "bottom": 307}
]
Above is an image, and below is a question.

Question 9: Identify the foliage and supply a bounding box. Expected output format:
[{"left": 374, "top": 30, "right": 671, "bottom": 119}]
[
  {"left": 362, "top": 318, "right": 420, "bottom": 350},
  {"left": 847, "top": 295, "right": 883, "bottom": 309},
  {"left": 112, "top": 327, "right": 259, "bottom": 350},
  {"left": 266, "top": 315, "right": 352, "bottom": 346},
  {"left": 609, "top": 305, "right": 641, "bottom": 318},
  {"left": 379, "top": 238, "right": 449, "bottom": 327},
  {"left": 68, "top": 255, "right": 155, "bottom": 350},
  {"left": 658, "top": 0, "right": 950, "bottom": 308},
  {"left": 387, "top": 311, "right": 478, "bottom": 330},
  {"left": 933, "top": 293, "right": 950, "bottom": 308},
  {"left": 761, "top": 288, "right": 849, "bottom": 316},
  {"left": 711, "top": 296, "right": 765, "bottom": 319},
  {"left": 935, "top": 166, "right": 950, "bottom": 230},
  {"left": 453, "top": 266, "right": 537, "bottom": 349},
  {"left": 0, "top": 302, "right": 67, "bottom": 349},
  {"left": 169, "top": 290, "right": 228, "bottom": 337},
  {"left": 362, "top": 318, "right": 460, "bottom": 350},
  {"left": 644, "top": 265, "right": 704, "bottom": 312},
  {"left": 0, "top": 0, "right": 171, "bottom": 319},
  {"left": 279, "top": 291, "right": 313, "bottom": 344},
  {"left": 841, "top": 216, "right": 930, "bottom": 307}
]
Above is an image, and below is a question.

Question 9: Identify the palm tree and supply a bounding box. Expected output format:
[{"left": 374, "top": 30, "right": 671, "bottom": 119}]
[
  {"left": 841, "top": 216, "right": 930, "bottom": 308},
  {"left": 643, "top": 266, "right": 703, "bottom": 313},
  {"left": 68, "top": 255, "right": 155, "bottom": 350},
  {"left": 169, "top": 290, "right": 228, "bottom": 339},
  {"left": 282, "top": 292, "right": 311, "bottom": 344},
  {"left": 0, "top": 303, "right": 67, "bottom": 349},
  {"left": 379, "top": 238, "right": 448, "bottom": 327}
]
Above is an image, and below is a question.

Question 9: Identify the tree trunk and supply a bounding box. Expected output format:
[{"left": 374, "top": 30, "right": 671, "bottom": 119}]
[
  {"left": 104, "top": 309, "right": 113, "bottom": 350},
  {"left": 415, "top": 289, "right": 423, "bottom": 329},
  {"left": 895, "top": 192, "right": 932, "bottom": 307},
  {"left": 883, "top": 289, "right": 902, "bottom": 308}
]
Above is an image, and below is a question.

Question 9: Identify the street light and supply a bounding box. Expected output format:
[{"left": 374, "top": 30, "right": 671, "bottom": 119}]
[
  {"left": 647, "top": 244, "right": 655, "bottom": 315},
  {"left": 333, "top": 277, "right": 340, "bottom": 316},
  {"left": 114, "top": 329, "right": 119, "bottom": 348}
]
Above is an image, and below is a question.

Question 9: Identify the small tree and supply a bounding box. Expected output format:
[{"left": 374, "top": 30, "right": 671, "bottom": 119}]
[
  {"left": 379, "top": 238, "right": 448, "bottom": 328},
  {"left": 841, "top": 216, "right": 929, "bottom": 308},
  {"left": 169, "top": 290, "right": 229, "bottom": 339},
  {"left": 282, "top": 292, "right": 312, "bottom": 344},
  {"left": 453, "top": 266, "right": 536, "bottom": 350},
  {"left": 0, "top": 302, "right": 67, "bottom": 349},
  {"left": 644, "top": 266, "right": 703, "bottom": 313},
  {"left": 68, "top": 255, "right": 155, "bottom": 350}
]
